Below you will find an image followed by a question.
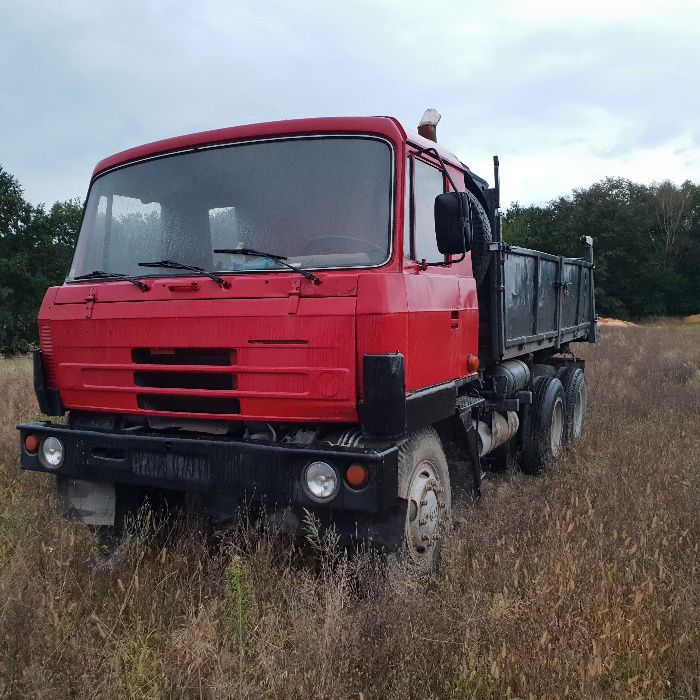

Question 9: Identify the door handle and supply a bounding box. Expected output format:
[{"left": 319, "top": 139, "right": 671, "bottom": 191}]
[{"left": 450, "top": 310, "right": 460, "bottom": 329}]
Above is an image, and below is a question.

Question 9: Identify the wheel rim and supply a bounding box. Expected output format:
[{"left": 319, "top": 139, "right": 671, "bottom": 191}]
[
  {"left": 551, "top": 397, "right": 564, "bottom": 456},
  {"left": 405, "top": 459, "right": 445, "bottom": 563},
  {"left": 572, "top": 381, "right": 587, "bottom": 438}
]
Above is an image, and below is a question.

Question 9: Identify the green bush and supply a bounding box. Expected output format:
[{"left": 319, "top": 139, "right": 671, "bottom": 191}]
[{"left": 0, "top": 166, "right": 81, "bottom": 354}]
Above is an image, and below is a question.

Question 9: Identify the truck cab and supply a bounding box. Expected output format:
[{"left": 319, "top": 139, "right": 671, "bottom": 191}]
[{"left": 18, "top": 114, "right": 596, "bottom": 571}]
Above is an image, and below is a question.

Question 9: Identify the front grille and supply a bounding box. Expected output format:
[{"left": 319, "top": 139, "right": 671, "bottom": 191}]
[
  {"left": 132, "top": 348, "right": 235, "bottom": 366},
  {"left": 131, "top": 348, "right": 239, "bottom": 416},
  {"left": 134, "top": 371, "right": 236, "bottom": 390},
  {"left": 137, "top": 395, "right": 240, "bottom": 414}
]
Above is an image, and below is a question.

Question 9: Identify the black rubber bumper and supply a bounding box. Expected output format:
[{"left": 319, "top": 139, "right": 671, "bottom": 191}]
[{"left": 17, "top": 422, "right": 400, "bottom": 514}]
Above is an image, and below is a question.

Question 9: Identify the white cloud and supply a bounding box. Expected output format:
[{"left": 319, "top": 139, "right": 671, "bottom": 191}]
[{"left": 1, "top": 0, "right": 699, "bottom": 207}]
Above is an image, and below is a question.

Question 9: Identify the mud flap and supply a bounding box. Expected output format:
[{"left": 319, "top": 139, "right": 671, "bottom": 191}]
[
  {"left": 56, "top": 477, "right": 115, "bottom": 526},
  {"left": 457, "top": 422, "right": 482, "bottom": 500},
  {"left": 455, "top": 397, "right": 484, "bottom": 499}
]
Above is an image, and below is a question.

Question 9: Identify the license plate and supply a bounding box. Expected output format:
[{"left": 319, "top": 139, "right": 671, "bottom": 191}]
[{"left": 131, "top": 451, "right": 210, "bottom": 484}]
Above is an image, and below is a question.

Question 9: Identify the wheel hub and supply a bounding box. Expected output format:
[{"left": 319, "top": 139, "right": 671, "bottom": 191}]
[
  {"left": 573, "top": 382, "right": 587, "bottom": 437},
  {"left": 551, "top": 397, "right": 564, "bottom": 456},
  {"left": 406, "top": 460, "right": 444, "bottom": 557}
]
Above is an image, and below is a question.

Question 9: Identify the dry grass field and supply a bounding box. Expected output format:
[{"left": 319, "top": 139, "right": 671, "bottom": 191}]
[{"left": 0, "top": 324, "right": 698, "bottom": 699}]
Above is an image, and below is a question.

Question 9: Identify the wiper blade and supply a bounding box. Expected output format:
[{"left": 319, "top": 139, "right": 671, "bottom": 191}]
[
  {"left": 138, "top": 259, "right": 230, "bottom": 288},
  {"left": 72, "top": 270, "right": 149, "bottom": 291},
  {"left": 213, "top": 248, "right": 320, "bottom": 285}
]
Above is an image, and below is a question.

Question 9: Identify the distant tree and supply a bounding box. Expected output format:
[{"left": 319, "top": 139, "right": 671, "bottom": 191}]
[
  {"left": 1, "top": 164, "right": 698, "bottom": 353},
  {"left": 503, "top": 178, "right": 700, "bottom": 319},
  {"left": 0, "top": 167, "right": 33, "bottom": 238},
  {"left": 653, "top": 180, "right": 693, "bottom": 261},
  {"left": 0, "top": 165, "right": 82, "bottom": 354}
]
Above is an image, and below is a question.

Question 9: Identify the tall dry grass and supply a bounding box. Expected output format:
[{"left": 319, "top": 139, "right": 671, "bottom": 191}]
[{"left": 0, "top": 325, "right": 698, "bottom": 699}]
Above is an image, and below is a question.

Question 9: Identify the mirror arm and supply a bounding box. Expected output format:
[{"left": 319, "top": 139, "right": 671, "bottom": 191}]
[
  {"left": 420, "top": 251, "right": 466, "bottom": 269},
  {"left": 413, "top": 146, "right": 461, "bottom": 194}
]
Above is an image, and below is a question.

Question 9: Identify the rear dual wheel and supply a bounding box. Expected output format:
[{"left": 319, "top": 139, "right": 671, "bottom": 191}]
[
  {"left": 521, "top": 367, "right": 588, "bottom": 474},
  {"left": 521, "top": 376, "right": 566, "bottom": 475},
  {"left": 559, "top": 366, "right": 587, "bottom": 442}
]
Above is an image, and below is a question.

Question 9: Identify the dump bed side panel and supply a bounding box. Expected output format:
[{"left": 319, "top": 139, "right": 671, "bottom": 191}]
[{"left": 484, "top": 243, "right": 597, "bottom": 363}]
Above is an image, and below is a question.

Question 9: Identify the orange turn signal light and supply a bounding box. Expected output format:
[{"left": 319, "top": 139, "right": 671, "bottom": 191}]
[
  {"left": 467, "top": 354, "right": 480, "bottom": 373},
  {"left": 345, "top": 463, "right": 369, "bottom": 489},
  {"left": 24, "top": 434, "right": 40, "bottom": 454}
]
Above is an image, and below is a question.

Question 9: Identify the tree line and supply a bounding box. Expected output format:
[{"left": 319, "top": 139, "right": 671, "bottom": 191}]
[
  {"left": 1, "top": 165, "right": 698, "bottom": 355},
  {"left": 0, "top": 167, "right": 82, "bottom": 354},
  {"left": 503, "top": 177, "right": 699, "bottom": 319}
]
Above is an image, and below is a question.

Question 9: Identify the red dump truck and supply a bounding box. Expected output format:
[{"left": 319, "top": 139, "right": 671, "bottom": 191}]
[{"left": 18, "top": 112, "right": 597, "bottom": 570}]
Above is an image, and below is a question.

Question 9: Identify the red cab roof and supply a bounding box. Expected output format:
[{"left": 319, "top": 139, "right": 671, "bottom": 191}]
[{"left": 92, "top": 116, "right": 465, "bottom": 178}]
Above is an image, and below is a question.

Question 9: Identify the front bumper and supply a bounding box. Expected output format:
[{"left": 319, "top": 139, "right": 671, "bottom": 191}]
[{"left": 17, "top": 422, "right": 399, "bottom": 514}]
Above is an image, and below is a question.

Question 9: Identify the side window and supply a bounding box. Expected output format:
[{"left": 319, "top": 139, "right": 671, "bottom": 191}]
[
  {"left": 403, "top": 159, "right": 412, "bottom": 258},
  {"left": 413, "top": 158, "right": 445, "bottom": 263}
]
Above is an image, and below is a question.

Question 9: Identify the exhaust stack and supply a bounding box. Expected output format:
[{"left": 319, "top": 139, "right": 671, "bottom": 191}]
[{"left": 417, "top": 108, "right": 441, "bottom": 142}]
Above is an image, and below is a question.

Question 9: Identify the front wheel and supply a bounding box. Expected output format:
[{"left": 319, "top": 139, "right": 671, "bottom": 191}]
[{"left": 393, "top": 428, "right": 451, "bottom": 573}]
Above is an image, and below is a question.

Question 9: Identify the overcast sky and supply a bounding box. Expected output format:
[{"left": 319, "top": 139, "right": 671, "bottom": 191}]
[{"left": 2, "top": 0, "right": 699, "bottom": 209}]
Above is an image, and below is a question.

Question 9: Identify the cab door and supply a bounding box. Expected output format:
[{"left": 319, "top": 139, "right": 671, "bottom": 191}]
[{"left": 403, "top": 152, "right": 462, "bottom": 391}]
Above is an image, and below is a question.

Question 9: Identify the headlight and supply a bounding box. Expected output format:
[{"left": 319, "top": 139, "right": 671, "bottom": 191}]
[
  {"left": 303, "top": 461, "right": 339, "bottom": 502},
  {"left": 40, "top": 436, "right": 64, "bottom": 469}
]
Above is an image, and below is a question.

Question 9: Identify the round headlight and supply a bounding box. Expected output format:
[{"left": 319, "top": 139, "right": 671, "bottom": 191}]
[
  {"left": 40, "top": 436, "right": 64, "bottom": 469},
  {"left": 303, "top": 461, "right": 339, "bottom": 502}
]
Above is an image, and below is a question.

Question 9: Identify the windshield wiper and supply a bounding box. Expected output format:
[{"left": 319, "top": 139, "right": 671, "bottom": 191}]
[
  {"left": 213, "top": 248, "right": 320, "bottom": 285},
  {"left": 72, "top": 270, "right": 149, "bottom": 291},
  {"left": 137, "top": 259, "right": 230, "bottom": 288}
]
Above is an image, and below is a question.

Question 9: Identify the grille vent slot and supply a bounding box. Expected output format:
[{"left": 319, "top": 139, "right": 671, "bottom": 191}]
[
  {"left": 137, "top": 395, "right": 240, "bottom": 414},
  {"left": 134, "top": 371, "right": 236, "bottom": 390},
  {"left": 132, "top": 348, "right": 235, "bottom": 366}
]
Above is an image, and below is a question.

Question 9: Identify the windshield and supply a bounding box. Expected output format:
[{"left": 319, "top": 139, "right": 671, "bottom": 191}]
[{"left": 69, "top": 136, "right": 393, "bottom": 281}]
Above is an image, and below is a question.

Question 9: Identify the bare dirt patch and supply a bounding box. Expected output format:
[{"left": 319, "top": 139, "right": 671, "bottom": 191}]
[{"left": 597, "top": 317, "right": 639, "bottom": 327}]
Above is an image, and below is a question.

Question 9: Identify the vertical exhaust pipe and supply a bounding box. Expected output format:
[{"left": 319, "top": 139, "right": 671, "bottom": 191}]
[{"left": 418, "top": 108, "right": 441, "bottom": 142}]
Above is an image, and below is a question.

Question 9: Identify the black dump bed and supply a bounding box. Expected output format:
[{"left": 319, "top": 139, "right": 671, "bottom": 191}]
[{"left": 479, "top": 237, "right": 598, "bottom": 364}]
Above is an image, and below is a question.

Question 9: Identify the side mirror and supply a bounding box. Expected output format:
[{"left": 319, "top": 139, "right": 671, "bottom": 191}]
[{"left": 434, "top": 192, "right": 472, "bottom": 255}]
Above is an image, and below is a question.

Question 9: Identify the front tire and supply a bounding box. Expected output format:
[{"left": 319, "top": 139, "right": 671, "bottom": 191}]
[{"left": 393, "top": 428, "right": 451, "bottom": 573}]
